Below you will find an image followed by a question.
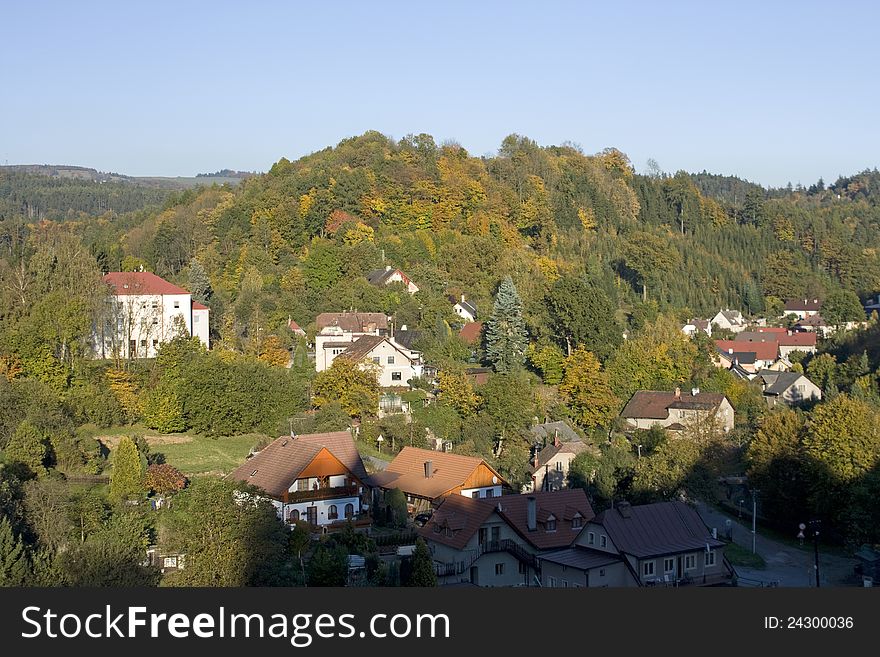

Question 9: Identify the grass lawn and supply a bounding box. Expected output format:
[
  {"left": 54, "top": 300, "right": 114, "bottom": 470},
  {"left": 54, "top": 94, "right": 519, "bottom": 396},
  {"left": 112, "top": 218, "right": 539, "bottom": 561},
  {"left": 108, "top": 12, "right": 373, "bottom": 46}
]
[
  {"left": 724, "top": 541, "right": 767, "bottom": 569},
  {"left": 78, "top": 424, "right": 266, "bottom": 477}
]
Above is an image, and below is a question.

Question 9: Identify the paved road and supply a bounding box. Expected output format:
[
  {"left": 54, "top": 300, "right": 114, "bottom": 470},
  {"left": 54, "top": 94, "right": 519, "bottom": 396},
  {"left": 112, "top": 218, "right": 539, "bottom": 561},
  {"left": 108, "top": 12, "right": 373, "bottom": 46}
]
[{"left": 694, "top": 502, "right": 859, "bottom": 587}]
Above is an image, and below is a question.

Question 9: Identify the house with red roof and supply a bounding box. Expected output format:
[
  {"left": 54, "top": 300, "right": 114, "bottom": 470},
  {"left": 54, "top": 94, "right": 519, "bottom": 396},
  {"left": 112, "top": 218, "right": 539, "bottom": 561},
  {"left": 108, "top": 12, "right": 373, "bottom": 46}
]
[{"left": 95, "top": 271, "right": 209, "bottom": 359}]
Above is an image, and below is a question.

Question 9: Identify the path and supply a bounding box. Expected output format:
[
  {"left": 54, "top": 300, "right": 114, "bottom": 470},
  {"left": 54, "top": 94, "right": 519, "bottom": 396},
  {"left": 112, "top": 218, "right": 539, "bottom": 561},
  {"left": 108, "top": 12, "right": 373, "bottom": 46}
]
[{"left": 694, "top": 502, "right": 859, "bottom": 587}]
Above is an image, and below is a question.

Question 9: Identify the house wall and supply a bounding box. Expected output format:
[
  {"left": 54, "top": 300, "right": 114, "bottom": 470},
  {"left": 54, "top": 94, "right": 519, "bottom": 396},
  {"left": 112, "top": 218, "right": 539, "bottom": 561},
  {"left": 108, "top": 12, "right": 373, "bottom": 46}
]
[
  {"left": 95, "top": 292, "right": 197, "bottom": 359},
  {"left": 575, "top": 522, "right": 618, "bottom": 554},
  {"left": 460, "top": 485, "right": 502, "bottom": 499},
  {"left": 539, "top": 560, "right": 635, "bottom": 588},
  {"left": 625, "top": 400, "right": 734, "bottom": 433},
  {"left": 779, "top": 344, "right": 816, "bottom": 359},
  {"left": 315, "top": 331, "right": 359, "bottom": 371},
  {"left": 192, "top": 308, "right": 210, "bottom": 349},
  {"left": 531, "top": 452, "right": 579, "bottom": 492},
  {"left": 767, "top": 377, "right": 822, "bottom": 407},
  {"left": 453, "top": 304, "right": 476, "bottom": 322},
  {"left": 634, "top": 548, "right": 725, "bottom": 585},
  {"left": 273, "top": 496, "right": 362, "bottom": 527}
]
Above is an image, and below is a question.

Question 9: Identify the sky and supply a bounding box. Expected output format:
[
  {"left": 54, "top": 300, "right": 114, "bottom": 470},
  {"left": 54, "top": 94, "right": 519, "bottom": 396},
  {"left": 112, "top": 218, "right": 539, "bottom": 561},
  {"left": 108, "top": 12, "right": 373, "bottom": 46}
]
[{"left": 1, "top": 0, "right": 878, "bottom": 187}]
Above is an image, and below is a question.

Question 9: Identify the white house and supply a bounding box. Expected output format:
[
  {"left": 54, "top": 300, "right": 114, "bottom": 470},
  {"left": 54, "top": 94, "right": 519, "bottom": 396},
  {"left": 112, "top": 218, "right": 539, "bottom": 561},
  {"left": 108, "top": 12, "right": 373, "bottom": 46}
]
[
  {"left": 94, "top": 271, "right": 210, "bottom": 359},
  {"left": 451, "top": 294, "right": 478, "bottom": 323},
  {"left": 337, "top": 335, "right": 423, "bottom": 388},
  {"left": 366, "top": 266, "right": 419, "bottom": 294},
  {"left": 710, "top": 309, "right": 746, "bottom": 333},
  {"left": 314, "top": 312, "right": 389, "bottom": 372},
  {"left": 782, "top": 298, "right": 822, "bottom": 320},
  {"left": 682, "top": 318, "right": 711, "bottom": 337}
]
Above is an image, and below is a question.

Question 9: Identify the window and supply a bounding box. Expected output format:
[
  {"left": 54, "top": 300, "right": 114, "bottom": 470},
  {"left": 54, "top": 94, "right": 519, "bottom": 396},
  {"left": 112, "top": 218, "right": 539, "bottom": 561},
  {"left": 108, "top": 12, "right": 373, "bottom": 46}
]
[
  {"left": 387, "top": 356, "right": 395, "bottom": 364},
  {"left": 472, "top": 491, "right": 479, "bottom": 499},
  {"left": 433, "top": 524, "right": 441, "bottom": 534},
  {"left": 546, "top": 517, "right": 557, "bottom": 531},
  {"left": 587, "top": 532, "right": 595, "bottom": 545},
  {"left": 372, "top": 357, "right": 381, "bottom": 364},
  {"left": 706, "top": 550, "right": 716, "bottom": 566},
  {"left": 194, "top": 315, "right": 200, "bottom": 323},
  {"left": 548, "top": 576, "right": 557, "bottom": 587},
  {"left": 391, "top": 371, "right": 402, "bottom": 381},
  {"left": 140, "top": 339, "right": 147, "bottom": 347},
  {"left": 297, "top": 479, "right": 309, "bottom": 492},
  {"left": 485, "top": 488, "right": 494, "bottom": 498},
  {"left": 664, "top": 558, "right": 675, "bottom": 573},
  {"left": 599, "top": 569, "right": 606, "bottom": 577},
  {"left": 344, "top": 503, "right": 354, "bottom": 518},
  {"left": 152, "top": 316, "right": 159, "bottom": 325},
  {"left": 562, "top": 580, "right": 568, "bottom": 588},
  {"left": 600, "top": 535, "right": 607, "bottom": 548},
  {"left": 495, "top": 563, "right": 504, "bottom": 576},
  {"left": 328, "top": 505, "right": 338, "bottom": 520},
  {"left": 685, "top": 554, "right": 696, "bottom": 570},
  {"left": 572, "top": 516, "right": 583, "bottom": 529},
  {"left": 556, "top": 461, "right": 563, "bottom": 472},
  {"left": 151, "top": 302, "right": 158, "bottom": 310},
  {"left": 163, "top": 557, "right": 177, "bottom": 568},
  {"left": 519, "top": 562, "right": 528, "bottom": 575},
  {"left": 152, "top": 339, "right": 159, "bottom": 347},
  {"left": 288, "top": 509, "right": 299, "bottom": 523},
  {"left": 173, "top": 300, "right": 180, "bottom": 309},
  {"left": 642, "top": 561, "right": 655, "bottom": 577}
]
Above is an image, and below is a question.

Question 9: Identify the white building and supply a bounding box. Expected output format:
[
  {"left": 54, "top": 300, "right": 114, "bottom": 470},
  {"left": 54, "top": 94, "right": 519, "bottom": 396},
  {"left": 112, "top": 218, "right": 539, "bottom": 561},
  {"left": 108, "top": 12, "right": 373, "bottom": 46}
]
[
  {"left": 337, "top": 335, "right": 423, "bottom": 388},
  {"left": 366, "top": 266, "right": 419, "bottom": 294},
  {"left": 94, "top": 271, "right": 210, "bottom": 359},
  {"left": 314, "top": 312, "right": 389, "bottom": 372},
  {"left": 451, "top": 294, "right": 478, "bottom": 323},
  {"left": 710, "top": 309, "right": 746, "bottom": 333}
]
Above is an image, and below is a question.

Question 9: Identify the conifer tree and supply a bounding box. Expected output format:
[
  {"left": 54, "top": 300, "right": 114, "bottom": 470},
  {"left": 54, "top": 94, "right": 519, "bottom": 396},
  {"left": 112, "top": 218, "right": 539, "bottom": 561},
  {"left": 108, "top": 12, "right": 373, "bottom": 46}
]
[
  {"left": 485, "top": 276, "right": 528, "bottom": 373},
  {"left": 0, "top": 516, "right": 29, "bottom": 586},
  {"left": 187, "top": 258, "right": 212, "bottom": 304},
  {"left": 406, "top": 538, "right": 437, "bottom": 587},
  {"left": 109, "top": 436, "right": 145, "bottom": 503}
]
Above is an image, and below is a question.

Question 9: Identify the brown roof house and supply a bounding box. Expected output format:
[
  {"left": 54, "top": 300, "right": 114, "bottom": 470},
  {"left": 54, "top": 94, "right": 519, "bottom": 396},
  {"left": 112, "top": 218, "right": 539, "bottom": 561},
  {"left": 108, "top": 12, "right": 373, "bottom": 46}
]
[
  {"left": 366, "top": 266, "right": 419, "bottom": 294},
  {"left": 545, "top": 501, "right": 733, "bottom": 587},
  {"left": 526, "top": 421, "right": 590, "bottom": 493},
  {"left": 370, "top": 447, "right": 506, "bottom": 513},
  {"left": 782, "top": 298, "right": 822, "bottom": 320},
  {"left": 757, "top": 370, "right": 822, "bottom": 407},
  {"left": 620, "top": 389, "right": 734, "bottom": 433},
  {"left": 227, "top": 430, "right": 370, "bottom": 529},
  {"left": 419, "top": 490, "right": 595, "bottom": 586}
]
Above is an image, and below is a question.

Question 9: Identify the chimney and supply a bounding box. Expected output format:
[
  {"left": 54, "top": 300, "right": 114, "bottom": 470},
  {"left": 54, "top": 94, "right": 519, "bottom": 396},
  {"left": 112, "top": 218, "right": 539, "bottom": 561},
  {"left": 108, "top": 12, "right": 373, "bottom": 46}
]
[
  {"left": 423, "top": 460, "right": 433, "bottom": 478},
  {"left": 674, "top": 387, "right": 681, "bottom": 398},
  {"left": 527, "top": 496, "right": 537, "bottom": 531},
  {"left": 385, "top": 265, "right": 392, "bottom": 272},
  {"left": 460, "top": 294, "right": 466, "bottom": 303},
  {"left": 728, "top": 348, "right": 734, "bottom": 354}
]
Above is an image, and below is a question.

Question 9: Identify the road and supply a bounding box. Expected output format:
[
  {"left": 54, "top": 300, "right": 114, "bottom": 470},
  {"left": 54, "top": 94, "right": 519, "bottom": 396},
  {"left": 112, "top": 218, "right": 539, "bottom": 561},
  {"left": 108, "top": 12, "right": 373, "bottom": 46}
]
[{"left": 694, "top": 502, "right": 859, "bottom": 587}]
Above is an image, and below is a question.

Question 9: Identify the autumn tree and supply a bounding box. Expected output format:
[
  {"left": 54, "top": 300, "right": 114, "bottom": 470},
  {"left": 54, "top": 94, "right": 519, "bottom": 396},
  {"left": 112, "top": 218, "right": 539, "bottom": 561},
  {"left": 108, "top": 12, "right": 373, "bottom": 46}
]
[
  {"left": 312, "top": 358, "right": 380, "bottom": 420},
  {"left": 484, "top": 276, "right": 528, "bottom": 373},
  {"left": 803, "top": 395, "right": 880, "bottom": 484},
  {"left": 437, "top": 369, "right": 478, "bottom": 416},
  {"left": 145, "top": 463, "right": 187, "bottom": 495},
  {"left": 109, "top": 436, "right": 146, "bottom": 503},
  {"left": 558, "top": 347, "right": 619, "bottom": 428}
]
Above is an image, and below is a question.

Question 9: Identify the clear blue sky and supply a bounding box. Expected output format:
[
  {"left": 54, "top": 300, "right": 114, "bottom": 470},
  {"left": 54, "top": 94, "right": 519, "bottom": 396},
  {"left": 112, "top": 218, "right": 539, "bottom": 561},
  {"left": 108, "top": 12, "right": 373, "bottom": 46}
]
[{"left": 2, "top": 0, "right": 878, "bottom": 187}]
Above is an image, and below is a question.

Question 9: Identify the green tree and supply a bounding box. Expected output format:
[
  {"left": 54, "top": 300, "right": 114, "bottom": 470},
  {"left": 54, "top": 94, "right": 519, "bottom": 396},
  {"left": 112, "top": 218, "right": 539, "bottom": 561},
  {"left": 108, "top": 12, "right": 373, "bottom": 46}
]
[
  {"left": 187, "top": 258, "right": 212, "bottom": 304},
  {"left": 806, "top": 353, "right": 837, "bottom": 391},
  {"left": 0, "top": 516, "right": 29, "bottom": 586},
  {"left": 109, "top": 436, "right": 146, "bottom": 503},
  {"left": 307, "top": 542, "right": 349, "bottom": 586},
  {"left": 312, "top": 358, "right": 380, "bottom": 420},
  {"left": 384, "top": 488, "right": 408, "bottom": 529},
  {"left": 803, "top": 395, "right": 880, "bottom": 483},
  {"left": 4, "top": 422, "right": 49, "bottom": 478},
  {"left": 406, "top": 538, "right": 437, "bottom": 587},
  {"left": 484, "top": 276, "right": 528, "bottom": 373},
  {"left": 546, "top": 276, "right": 620, "bottom": 358},
  {"left": 437, "top": 369, "right": 478, "bottom": 416},
  {"left": 822, "top": 289, "right": 864, "bottom": 327},
  {"left": 558, "top": 347, "right": 619, "bottom": 428},
  {"left": 526, "top": 342, "right": 565, "bottom": 385},
  {"left": 623, "top": 232, "right": 682, "bottom": 301}
]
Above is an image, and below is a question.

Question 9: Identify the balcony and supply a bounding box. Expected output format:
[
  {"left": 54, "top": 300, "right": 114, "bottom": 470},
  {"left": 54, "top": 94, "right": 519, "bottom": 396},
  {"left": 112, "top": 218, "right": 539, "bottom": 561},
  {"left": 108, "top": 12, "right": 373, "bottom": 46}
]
[{"left": 287, "top": 485, "right": 359, "bottom": 503}]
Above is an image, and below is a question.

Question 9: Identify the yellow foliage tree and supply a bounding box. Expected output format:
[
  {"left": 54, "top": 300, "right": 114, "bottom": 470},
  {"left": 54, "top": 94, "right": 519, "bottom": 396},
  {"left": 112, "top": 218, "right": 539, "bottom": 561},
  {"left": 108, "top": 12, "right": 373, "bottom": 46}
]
[
  {"left": 257, "top": 335, "right": 290, "bottom": 368},
  {"left": 437, "top": 370, "right": 479, "bottom": 416},
  {"left": 105, "top": 368, "right": 140, "bottom": 423}
]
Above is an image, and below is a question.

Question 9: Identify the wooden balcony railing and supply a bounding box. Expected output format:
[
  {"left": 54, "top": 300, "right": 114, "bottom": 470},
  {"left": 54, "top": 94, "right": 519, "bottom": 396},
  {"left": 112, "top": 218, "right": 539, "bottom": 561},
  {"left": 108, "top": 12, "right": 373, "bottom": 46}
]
[{"left": 287, "top": 485, "right": 359, "bottom": 503}]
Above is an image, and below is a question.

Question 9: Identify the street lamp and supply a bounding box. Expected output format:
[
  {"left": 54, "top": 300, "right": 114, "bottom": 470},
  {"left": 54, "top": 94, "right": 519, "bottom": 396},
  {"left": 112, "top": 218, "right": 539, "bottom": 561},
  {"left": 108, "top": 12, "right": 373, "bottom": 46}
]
[
  {"left": 751, "top": 489, "right": 760, "bottom": 554},
  {"left": 800, "top": 520, "right": 821, "bottom": 587},
  {"left": 636, "top": 444, "right": 643, "bottom": 460}
]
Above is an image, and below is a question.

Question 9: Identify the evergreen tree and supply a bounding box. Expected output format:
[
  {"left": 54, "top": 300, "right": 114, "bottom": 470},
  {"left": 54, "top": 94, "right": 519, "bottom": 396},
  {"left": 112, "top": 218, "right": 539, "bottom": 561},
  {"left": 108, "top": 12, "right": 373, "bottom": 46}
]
[
  {"left": 406, "top": 538, "right": 437, "bottom": 587},
  {"left": 484, "top": 276, "right": 528, "bottom": 373},
  {"left": 187, "top": 258, "right": 212, "bottom": 304},
  {"left": 5, "top": 422, "right": 49, "bottom": 478},
  {"left": 0, "top": 516, "right": 29, "bottom": 586},
  {"left": 109, "top": 436, "right": 145, "bottom": 503}
]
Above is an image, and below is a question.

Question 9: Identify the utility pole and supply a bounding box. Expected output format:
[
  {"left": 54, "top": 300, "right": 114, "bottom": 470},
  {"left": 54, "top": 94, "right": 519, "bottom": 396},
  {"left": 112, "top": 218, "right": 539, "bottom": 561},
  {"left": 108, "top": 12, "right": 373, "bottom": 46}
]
[
  {"left": 751, "top": 492, "right": 757, "bottom": 553},
  {"left": 810, "top": 520, "right": 821, "bottom": 587}
]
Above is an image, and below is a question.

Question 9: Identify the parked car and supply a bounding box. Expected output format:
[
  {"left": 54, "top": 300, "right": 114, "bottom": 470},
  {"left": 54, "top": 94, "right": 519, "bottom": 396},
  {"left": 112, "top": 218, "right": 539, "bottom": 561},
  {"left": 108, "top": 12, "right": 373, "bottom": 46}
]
[{"left": 414, "top": 511, "right": 433, "bottom": 527}]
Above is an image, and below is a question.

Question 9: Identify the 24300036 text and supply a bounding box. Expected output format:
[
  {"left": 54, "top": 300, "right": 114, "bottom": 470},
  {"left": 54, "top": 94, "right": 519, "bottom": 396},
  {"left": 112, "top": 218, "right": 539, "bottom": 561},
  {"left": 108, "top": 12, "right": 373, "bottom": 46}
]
[{"left": 764, "top": 617, "right": 854, "bottom": 629}]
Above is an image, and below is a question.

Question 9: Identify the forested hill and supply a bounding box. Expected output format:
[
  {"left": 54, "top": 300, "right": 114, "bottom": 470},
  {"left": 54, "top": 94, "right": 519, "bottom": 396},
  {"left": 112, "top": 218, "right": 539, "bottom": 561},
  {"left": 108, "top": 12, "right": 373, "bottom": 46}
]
[{"left": 2, "top": 131, "right": 879, "bottom": 331}]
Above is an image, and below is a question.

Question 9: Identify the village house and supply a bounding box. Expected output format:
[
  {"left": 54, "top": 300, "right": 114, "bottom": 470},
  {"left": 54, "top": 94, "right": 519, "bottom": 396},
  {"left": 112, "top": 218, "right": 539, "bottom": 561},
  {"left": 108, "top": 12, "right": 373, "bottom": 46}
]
[
  {"left": 681, "top": 318, "right": 712, "bottom": 337},
  {"left": 227, "top": 430, "right": 370, "bottom": 530},
  {"left": 710, "top": 309, "right": 747, "bottom": 333},
  {"left": 370, "top": 446, "right": 507, "bottom": 514},
  {"left": 620, "top": 389, "right": 735, "bottom": 433},
  {"left": 541, "top": 500, "right": 733, "bottom": 587},
  {"left": 733, "top": 329, "right": 817, "bottom": 359},
  {"left": 335, "top": 335, "right": 423, "bottom": 388},
  {"left": 314, "top": 311, "right": 389, "bottom": 371},
  {"left": 525, "top": 421, "right": 589, "bottom": 493},
  {"left": 287, "top": 316, "right": 306, "bottom": 337},
  {"left": 782, "top": 298, "right": 822, "bottom": 320},
  {"left": 450, "top": 294, "right": 478, "bottom": 323},
  {"left": 420, "top": 490, "right": 594, "bottom": 586},
  {"left": 714, "top": 339, "right": 780, "bottom": 373},
  {"left": 756, "top": 370, "right": 822, "bottom": 407},
  {"left": 93, "top": 271, "right": 210, "bottom": 359},
  {"left": 366, "top": 265, "right": 419, "bottom": 294}
]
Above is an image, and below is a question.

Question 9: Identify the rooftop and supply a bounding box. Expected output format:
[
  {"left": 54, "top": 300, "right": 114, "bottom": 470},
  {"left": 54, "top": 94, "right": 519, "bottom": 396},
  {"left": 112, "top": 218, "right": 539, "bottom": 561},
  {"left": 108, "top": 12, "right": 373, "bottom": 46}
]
[
  {"left": 620, "top": 390, "right": 728, "bottom": 420},
  {"left": 103, "top": 271, "right": 190, "bottom": 296}
]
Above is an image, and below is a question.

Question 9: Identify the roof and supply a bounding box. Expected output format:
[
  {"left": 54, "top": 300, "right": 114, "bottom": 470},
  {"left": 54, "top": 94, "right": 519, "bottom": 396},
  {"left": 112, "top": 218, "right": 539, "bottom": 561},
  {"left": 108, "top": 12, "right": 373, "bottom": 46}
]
[
  {"left": 454, "top": 299, "right": 478, "bottom": 317},
  {"left": 370, "top": 446, "right": 505, "bottom": 500},
  {"left": 784, "top": 298, "right": 822, "bottom": 312},
  {"left": 531, "top": 421, "right": 581, "bottom": 444},
  {"left": 595, "top": 501, "right": 725, "bottom": 559},
  {"left": 684, "top": 319, "right": 710, "bottom": 331},
  {"left": 713, "top": 309, "right": 744, "bottom": 325},
  {"left": 316, "top": 312, "right": 388, "bottom": 333},
  {"left": 103, "top": 271, "right": 190, "bottom": 296},
  {"left": 458, "top": 321, "right": 483, "bottom": 345},
  {"left": 757, "top": 370, "right": 812, "bottom": 396},
  {"left": 192, "top": 301, "right": 209, "bottom": 311},
  {"left": 419, "top": 489, "right": 594, "bottom": 551},
  {"left": 367, "top": 267, "right": 413, "bottom": 287},
  {"left": 778, "top": 332, "right": 816, "bottom": 348},
  {"left": 338, "top": 335, "right": 386, "bottom": 361},
  {"left": 227, "top": 430, "right": 368, "bottom": 498},
  {"left": 735, "top": 331, "right": 779, "bottom": 343},
  {"left": 715, "top": 339, "right": 778, "bottom": 362},
  {"left": 796, "top": 314, "right": 828, "bottom": 327},
  {"left": 538, "top": 546, "right": 623, "bottom": 571},
  {"left": 530, "top": 440, "right": 588, "bottom": 474},
  {"left": 287, "top": 317, "right": 305, "bottom": 334},
  {"left": 620, "top": 391, "right": 728, "bottom": 420},
  {"left": 393, "top": 328, "right": 421, "bottom": 350}
]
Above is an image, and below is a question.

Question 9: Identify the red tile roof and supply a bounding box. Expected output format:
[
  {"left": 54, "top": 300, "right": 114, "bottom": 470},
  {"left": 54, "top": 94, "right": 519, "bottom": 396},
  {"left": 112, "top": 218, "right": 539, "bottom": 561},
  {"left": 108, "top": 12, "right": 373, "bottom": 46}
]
[
  {"left": 103, "top": 271, "right": 190, "bottom": 296},
  {"left": 458, "top": 321, "right": 483, "bottom": 345},
  {"left": 316, "top": 312, "right": 388, "bottom": 333},
  {"left": 715, "top": 339, "right": 778, "bottom": 361},
  {"left": 620, "top": 390, "right": 728, "bottom": 420},
  {"left": 191, "top": 301, "right": 209, "bottom": 310},
  {"left": 778, "top": 332, "right": 816, "bottom": 347}
]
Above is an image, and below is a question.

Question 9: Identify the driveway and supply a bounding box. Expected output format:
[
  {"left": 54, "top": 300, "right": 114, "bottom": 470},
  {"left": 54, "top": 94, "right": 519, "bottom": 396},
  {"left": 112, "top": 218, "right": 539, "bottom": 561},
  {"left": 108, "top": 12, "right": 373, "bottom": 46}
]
[{"left": 694, "top": 502, "right": 859, "bottom": 587}]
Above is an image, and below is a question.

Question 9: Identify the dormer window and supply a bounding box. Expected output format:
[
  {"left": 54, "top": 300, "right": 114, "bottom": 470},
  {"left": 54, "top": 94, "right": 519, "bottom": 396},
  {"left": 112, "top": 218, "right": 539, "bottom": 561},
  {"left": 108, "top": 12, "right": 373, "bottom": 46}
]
[
  {"left": 546, "top": 516, "right": 557, "bottom": 532},
  {"left": 571, "top": 515, "right": 583, "bottom": 529}
]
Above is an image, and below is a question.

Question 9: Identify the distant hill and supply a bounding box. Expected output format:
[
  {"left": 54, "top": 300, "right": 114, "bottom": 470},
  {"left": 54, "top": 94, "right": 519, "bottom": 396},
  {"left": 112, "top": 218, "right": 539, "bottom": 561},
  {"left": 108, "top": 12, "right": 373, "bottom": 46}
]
[{"left": 0, "top": 164, "right": 251, "bottom": 189}]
